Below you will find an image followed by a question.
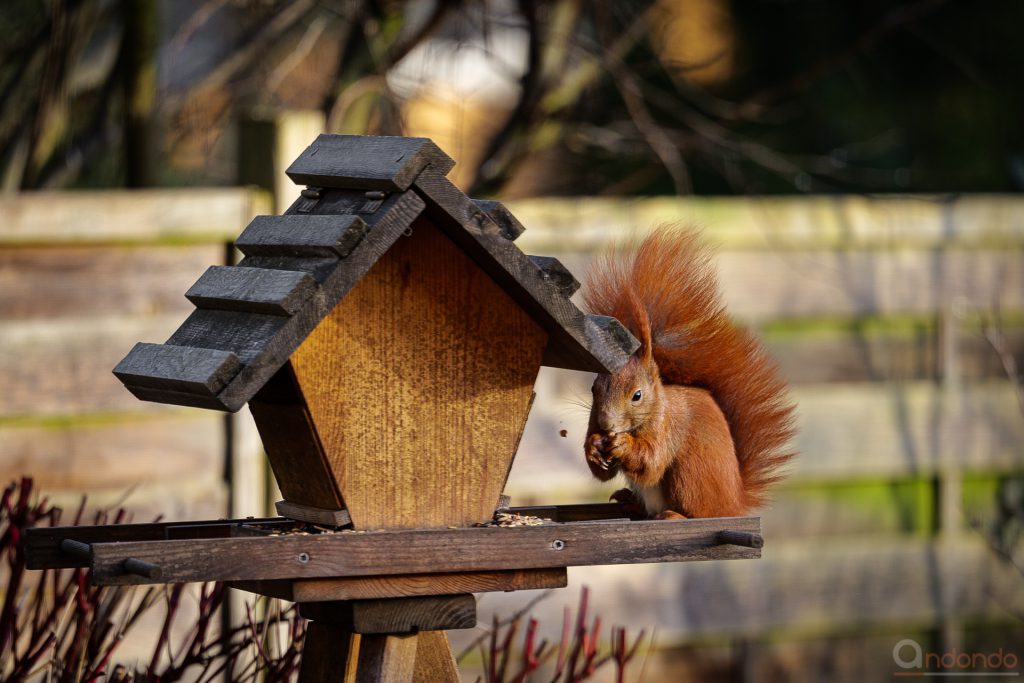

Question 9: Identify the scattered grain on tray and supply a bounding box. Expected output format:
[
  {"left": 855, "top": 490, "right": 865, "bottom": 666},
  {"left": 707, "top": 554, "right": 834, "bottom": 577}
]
[{"left": 475, "top": 511, "right": 552, "bottom": 528}]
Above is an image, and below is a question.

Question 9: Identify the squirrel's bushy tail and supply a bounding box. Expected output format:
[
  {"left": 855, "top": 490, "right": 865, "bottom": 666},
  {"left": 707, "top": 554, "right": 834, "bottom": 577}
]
[{"left": 583, "top": 225, "right": 796, "bottom": 509}]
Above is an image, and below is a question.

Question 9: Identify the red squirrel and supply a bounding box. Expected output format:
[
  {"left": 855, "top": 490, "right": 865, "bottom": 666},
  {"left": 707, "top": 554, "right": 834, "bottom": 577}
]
[{"left": 583, "top": 226, "right": 795, "bottom": 519}]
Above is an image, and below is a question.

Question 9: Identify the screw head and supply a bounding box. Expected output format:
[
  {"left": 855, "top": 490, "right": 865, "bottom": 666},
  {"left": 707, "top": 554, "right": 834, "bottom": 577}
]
[
  {"left": 297, "top": 552, "right": 310, "bottom": 564},
  {"left": 551, "top": 540, "right": 566, "bottom": 551}
]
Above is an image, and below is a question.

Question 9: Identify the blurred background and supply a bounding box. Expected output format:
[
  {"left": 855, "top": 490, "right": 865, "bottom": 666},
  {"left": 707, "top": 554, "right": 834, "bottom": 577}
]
[{"left": 1, "top": 0, "right": 1022, "bottom": 680}]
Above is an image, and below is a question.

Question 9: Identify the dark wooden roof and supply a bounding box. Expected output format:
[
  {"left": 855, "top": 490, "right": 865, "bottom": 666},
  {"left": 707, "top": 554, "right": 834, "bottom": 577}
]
[{"left": 114, "top": 134, "right": 638, "bottom": 412}]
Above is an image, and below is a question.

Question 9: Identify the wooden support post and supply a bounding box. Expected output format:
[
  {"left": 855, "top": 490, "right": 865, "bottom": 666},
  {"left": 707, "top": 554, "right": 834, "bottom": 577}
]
[
  {"left": 411, "top": 631, "right": 459, "bottom": 683},
  {"left": 355, "top": 634, "right": 418, "bottom": 683},
  {"left": 298, "top": 596, "right": 469, "bottom": 682},
  {"left": 298, "top": 622, "right": 357, "bottom": 683}
]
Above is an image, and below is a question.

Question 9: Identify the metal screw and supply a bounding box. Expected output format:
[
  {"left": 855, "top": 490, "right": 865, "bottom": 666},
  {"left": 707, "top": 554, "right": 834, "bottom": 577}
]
[
  {"left": 297, "top": 552, "right": 310, "bottom": 564},
  {"left": 551, "top": 540, "right": 566, "bottom": 551},
  {"left": 364, "top": 190, "right": 386, "bottom": 200},
  {"left": 301, "top": 187, "right": 321, "bottom": 199}
]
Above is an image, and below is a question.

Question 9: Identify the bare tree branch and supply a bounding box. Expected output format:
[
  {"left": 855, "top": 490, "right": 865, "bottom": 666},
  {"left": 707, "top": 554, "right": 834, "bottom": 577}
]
[{"left": 596, "top": 7, "right": 691, "bottom": 194}]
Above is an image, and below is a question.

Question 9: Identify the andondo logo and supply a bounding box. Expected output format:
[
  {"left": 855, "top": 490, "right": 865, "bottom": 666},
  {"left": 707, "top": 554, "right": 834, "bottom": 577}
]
[{"left": 893, "top": 639, "right": 1020, "bottom": 677}]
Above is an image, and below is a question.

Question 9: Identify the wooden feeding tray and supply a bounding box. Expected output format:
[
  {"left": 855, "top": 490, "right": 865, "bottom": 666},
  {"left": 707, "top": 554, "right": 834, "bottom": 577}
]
[
  {"left": 27, "top": 504, "right": 761, "bottom": 590},
  {"left": 25, "top": 135, "right": 765, "bottom": 682}
]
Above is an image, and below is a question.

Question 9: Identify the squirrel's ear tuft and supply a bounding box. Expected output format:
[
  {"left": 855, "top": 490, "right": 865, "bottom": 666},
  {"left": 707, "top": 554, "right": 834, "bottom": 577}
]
[
  {"left": 637, "top": 320, "right": 653, "bottom": 365},
  {"left": 625, "top": 289, "right": 654, "bottom": 364}
]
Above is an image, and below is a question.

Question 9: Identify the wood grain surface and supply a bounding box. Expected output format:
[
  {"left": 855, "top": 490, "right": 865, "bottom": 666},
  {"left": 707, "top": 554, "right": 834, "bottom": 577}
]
[
  {"left": 285, "top": 134, "right": 455, "bottom": 191},
  {"left": 412, "top": 169, "right": 638, "bottom": 374},
  {"left": 289, "top": 217, "right": 548, "bottom": 529},
  {"left": 185, "top": 265, "right": 316, "bottom": 315},
  {"left": 230, "top": 568, "right": 567, "bottom": 601},
  {"left": 298, "top": 622, "right": 356, "bottom": 683},
  {"left": 81, "top": 516, "right": 760, "bottom": 585},
  {"left": 250, "top": 364, "right": 344, "bottom": 510},
  {"left": 299, "top": 594, "right": 476, "bottom": 634},
  {"left": 0, "top": 245, "right": 219, "bottom": 320},
  {"left": 355, "top": 634, "right": 418, "bottom": 683},
  {"left": 412, "top": 631, "right": 459, "bottom": 683}
]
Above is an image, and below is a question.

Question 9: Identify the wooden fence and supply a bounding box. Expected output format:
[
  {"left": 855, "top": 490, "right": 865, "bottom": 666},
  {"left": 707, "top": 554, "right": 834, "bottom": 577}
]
[
  {"left": 478, "top": 195, "right": 1024, "bottom": 680},
  {"left": 0, "top": 189, "right": 270, "bottom": 521},
  {"left": 1, "top": 191, "right": 1022, "bottom": 680}
]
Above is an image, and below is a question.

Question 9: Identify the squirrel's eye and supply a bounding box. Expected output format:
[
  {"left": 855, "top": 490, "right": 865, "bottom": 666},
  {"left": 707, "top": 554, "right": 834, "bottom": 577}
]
[{"left": 631, "top": 390, "right": 642, "bottom": 402}]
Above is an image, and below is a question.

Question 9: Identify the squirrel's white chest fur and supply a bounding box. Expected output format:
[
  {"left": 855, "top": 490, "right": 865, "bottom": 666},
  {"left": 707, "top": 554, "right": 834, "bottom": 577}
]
[{"left": 628, "top": 479, "right": 667, "bottom": 517}]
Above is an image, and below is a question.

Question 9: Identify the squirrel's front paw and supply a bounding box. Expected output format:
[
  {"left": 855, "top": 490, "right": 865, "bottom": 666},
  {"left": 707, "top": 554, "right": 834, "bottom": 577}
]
[
  {"left": 585, "top": 433, "right": 619, "bottom": 480},
  {"left": 607, "top": 432, "right": 635, "bottom": 462}
]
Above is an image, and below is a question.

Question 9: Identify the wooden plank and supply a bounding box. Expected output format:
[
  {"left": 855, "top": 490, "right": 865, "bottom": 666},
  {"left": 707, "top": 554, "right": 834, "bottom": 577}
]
[
  {"left": 0, "top": 244, "right": 221, "bottom": 320},
  {"left": 185, "top": 265, "right": 316, "bottom": 315},
  {"left": 471, "top": 199, "right": 525, "bottom": 241},
  {"left": 566, "top": 315, "right": 638, "bottom": 373},
  {"left": 234, "top": 214, "right": 368, "bottom": 258},
  {"left": 250, "top": 364, "right": 344, "bottom": 510},
  {"left": 412, "top": 169, "right": 638, "bottom": 373},
  {"left": 511, "top": 503, "right": 632, "bottom": 522},
  {"left": 286, "top": 134, "right": 455, "bottom": 191},
  {"left": 543, "top": 249, "right": 1024, "bottom": 321},
  {"left": 230, "top": 568, "right": 568, "bottom": 601},
  {"left": 298, "top": 622, "right": 356, "bottom": 683},
  {"left": 507, "top": 196, "right": 1024, "bottom": 252},
  {"left": 719, "top": 249, "right": 1024, "bottom": 320},
  {"left": 412, "top": 632, "right": 459, "bottom": 683},
  {"left": 355, "top": 634, "right": 418, "bottom": 683},
  {"left": 0, "top": 315, "right": 204, "bottom": 417},
  {"left": 288, "top": 217, "right": 548, "bottom": 529},
  {"left": 474, "top": 536, "right": 1024, "bottom": 642},
  {"left": 0, "top": 188, "right": 269, "bottom": 244},
  {"left": 25, "top": 517, "right": 281, "bottom": 569},
  {"left": 763, "top": 325, "right": 1024, "bottom": 384},
  {"left": 122, "top": 384, "right": 236, "bottom": 411},
  {"left": 113, "top": 343, "right": 242, "bottom": 396},
  {"left": 528, "top": 255, "right": 580, "bottom": 297},
  {"left": 276, "top": 500, "right": 351, "bottom": 527},
  {"left": 790, "top": 381, "right": 1024, "bottom": 479},
  {"left": 83, "top": 516, "right": 760, "bottom": 585},
  {"left": 166, "top": 309, "right": 289, "bottom": 365},
  {"left": 0, "top": 412, "right": 223, "bottom": 493},
  {"left": 285, "top": 187, "right": 427, "bottom": 218},
  {"left": 299, "top": 595, "right": 477, "bottom": 633},
  {"left": 761, "top": 480, "right": 934, "bottom": 539}
]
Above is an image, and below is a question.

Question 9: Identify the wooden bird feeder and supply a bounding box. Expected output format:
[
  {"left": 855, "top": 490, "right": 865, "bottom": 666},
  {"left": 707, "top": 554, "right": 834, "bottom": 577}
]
[{"left": 26, "top": 135, "right": 763, "bottom": 682}]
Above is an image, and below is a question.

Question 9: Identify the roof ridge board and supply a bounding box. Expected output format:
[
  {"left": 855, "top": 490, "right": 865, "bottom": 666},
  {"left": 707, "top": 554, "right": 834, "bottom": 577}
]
[
  {"left": 409, "top": 169, "right": 638, "bottom": 374},
  {"left": 285, "top": 134, "right": 456, "bottom": 191}
]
